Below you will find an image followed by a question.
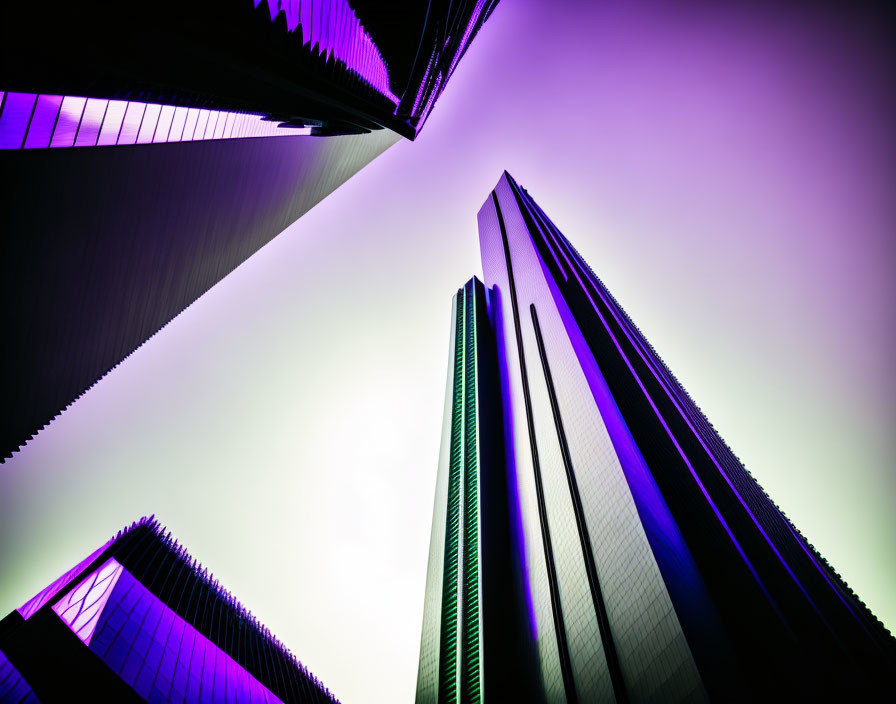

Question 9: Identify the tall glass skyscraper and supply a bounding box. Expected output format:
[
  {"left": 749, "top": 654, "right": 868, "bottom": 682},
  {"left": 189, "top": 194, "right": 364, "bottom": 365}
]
[
  {"left": 0, "top": 1, "right": 500, "bottom": 461},
  {"left": 0, "top": 517, "right": 337, "bottom": 704},
  {"left": 417, "top": 172, "right": 895, "bottom": 702},
  {"left": 416, "top": 278, "right": 527, "bottom": 704}
]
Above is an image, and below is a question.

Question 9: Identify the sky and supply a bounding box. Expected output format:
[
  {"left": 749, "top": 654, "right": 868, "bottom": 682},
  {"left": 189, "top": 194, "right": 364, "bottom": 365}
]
[{"left": 1, "top": 2, "right": 894, "bottom": 702}]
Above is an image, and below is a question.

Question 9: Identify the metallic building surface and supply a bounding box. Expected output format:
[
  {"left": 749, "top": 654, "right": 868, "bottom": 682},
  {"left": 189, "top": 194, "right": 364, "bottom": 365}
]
[
  {"left": 478, "top": 176, "right": 705, "bottom": 704},
  {"left": 0, "top": 518, "right": 337, "bottom": 704},
  {"left": 419, "top": 172, "right": 895, "bottom": 703},
  {"left": 479, "top": 171, "right": 895, "bottom": 702},
  {"left": 0, "top": 128, "right": 398, "bottom": 462},
  {"left": 0, "top": 0, "right": 502, "bottom": 461},
  {"left": 415, "top": 279, "right": 525, "bottom": 704}
]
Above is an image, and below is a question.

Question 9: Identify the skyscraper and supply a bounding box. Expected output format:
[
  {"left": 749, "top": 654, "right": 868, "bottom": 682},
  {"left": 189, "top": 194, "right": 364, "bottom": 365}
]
[
  {"left": 0, "top": 517, "right": 337, "bottom": 703},
  {"left": 415, "top": 278, "right": 528, "bottom": 704},
  {"left": 0, "top": 1, "right": 501, "bottom": 460},
  {"left": 417, "top": 172, "right": 895, "bottom": 702},
  {"left": 0, "top": 1, "right": 499, "bottom": 139}
]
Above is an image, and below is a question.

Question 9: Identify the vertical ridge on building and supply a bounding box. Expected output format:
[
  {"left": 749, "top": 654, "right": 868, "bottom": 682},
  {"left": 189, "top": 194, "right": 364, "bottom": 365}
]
[
  {"left": 417, "top": 172, "right": 895, "bottom": 703},
  {"left": 417, "top": 278, "right": 526, "bottom": 704}
]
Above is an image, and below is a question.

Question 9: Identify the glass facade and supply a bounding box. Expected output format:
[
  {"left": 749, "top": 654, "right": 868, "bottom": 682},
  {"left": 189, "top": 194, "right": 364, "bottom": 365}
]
[
  {"left": 0, "top": 518, "right": 338, "bottom": 704},
  {"left": 419, "top": 172, "right": 895, "bottom": 703},
  {"left": 418, "top": 281, "right": 485, "bottom": 704},
  {"left": 0, "top": 92, "right": 301, "bottom": 152},
  {"left": 416, "top": 278, "right": 525, "bottom": 704}
]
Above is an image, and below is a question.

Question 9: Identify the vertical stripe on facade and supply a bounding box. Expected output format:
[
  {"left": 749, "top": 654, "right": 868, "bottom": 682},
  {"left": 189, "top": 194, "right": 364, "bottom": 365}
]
[
  {"left": 529, "top": 304, "right": 629, "bottom": 703},
  {"left": 491, "top": 191, "right": 578, "bottom": 704}
]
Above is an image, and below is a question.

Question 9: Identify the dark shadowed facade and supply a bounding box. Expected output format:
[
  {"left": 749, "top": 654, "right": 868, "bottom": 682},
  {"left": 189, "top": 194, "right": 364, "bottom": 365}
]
[
  {"left": 0, "top": 517, "right": 337, "bottom": 704},
  {"left": 0, "top": 1, "right": 500, "bottom": 460},
  {"left": 416, "top": 173, "right": 895, "bottom": 703}
]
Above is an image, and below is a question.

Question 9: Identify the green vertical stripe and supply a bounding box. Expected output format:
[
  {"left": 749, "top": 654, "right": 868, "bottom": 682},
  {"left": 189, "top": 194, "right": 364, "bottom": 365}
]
[
  {"left": 438, "top": 287, "right": 465, "bottom": 704},
  {"left": 461, "top": 282, "right": 482, "bottom": 703}
]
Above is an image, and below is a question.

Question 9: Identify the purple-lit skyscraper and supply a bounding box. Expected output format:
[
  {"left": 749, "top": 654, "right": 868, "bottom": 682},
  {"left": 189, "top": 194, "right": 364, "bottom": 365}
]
[
  {"left": 0, "top": 517, "right": 337, "bottom": 704},
  {"left": 417, "top": 173, "right": 895, "bottom": 703},
  {"left": 0, "top": 1, "right": 500, "bottom": 461}
]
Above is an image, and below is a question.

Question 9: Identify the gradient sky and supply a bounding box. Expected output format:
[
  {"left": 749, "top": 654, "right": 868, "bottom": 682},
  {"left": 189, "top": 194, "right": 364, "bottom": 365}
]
[{"left": 1, "top": 2, "right": 894, "bottom": 703}]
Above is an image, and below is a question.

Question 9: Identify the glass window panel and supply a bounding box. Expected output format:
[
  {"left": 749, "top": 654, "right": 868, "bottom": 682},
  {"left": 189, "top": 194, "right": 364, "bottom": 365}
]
[
  {"left": 0, "top": 92, "right": 37, "bottom": 149},
  {"left": 118, "top": 102, "right": 146, "bottom": 145},
  {"left": 153, "top": 105, "right": 176, "bottom": 143},
  {"left": 136, "top": 103, "right": 162, "bottom": 144},
  {"left": 97, "top": 100, "right": 128, "bottom": 146},
  {"left": 50, "top": 96, "right": 87, "bottom": 148},
  {"left": 24, "top": 95, "right": 63, "bottom": 149},
  {"left": 193, "top": 110, "right": 210, "bottom": 140},
  {"left": 74, "top": 98, "right": 108, "bottom": 147},
  {"left": 168, "top": 106, "right": 188, "bottom": 142}
]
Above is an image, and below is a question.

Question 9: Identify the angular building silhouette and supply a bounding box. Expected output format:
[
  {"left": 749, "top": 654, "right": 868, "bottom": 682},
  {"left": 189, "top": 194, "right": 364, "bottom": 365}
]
[
  {"left": 417, "top": 172, "right": 895, "bottom": 702},
  {"left": 0, "top": 517, "right": 337, "bottom": 704},
  {"left": 0, "top": 1, "right": 500, "bottom": 460},
  {"left": 0, "top": 1, "right": 499, "bottom": 140}
]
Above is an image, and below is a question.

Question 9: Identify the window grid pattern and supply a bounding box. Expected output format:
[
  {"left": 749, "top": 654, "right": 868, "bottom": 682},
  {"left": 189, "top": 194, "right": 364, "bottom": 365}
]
[
  {"left": 437, "top": 286, "right": 466, "bottom": 704},
  {"left": 0, "top": 92, "right": 304, "bottom": 151},
  {"left": 88, "top": 566, "right": 287, "bottom": 703},
  {"left": 17, "top": 539, "right": 114, "bottom": 621},
  {"left": 51, "top": 558, "right": 124, "bottom": 646},
  {"left": 460, "top": 282, "right": 482, "bottom": 704}
]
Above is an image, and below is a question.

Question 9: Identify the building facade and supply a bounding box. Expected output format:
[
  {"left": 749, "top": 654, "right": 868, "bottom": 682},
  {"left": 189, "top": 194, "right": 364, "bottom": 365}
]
[
  {"left": 417, "top": 172, "right": 895, "bottom": 702},
  {"left": 0, "top": 1, "right": 501, "bottom": 461},
  {"left": 415, "top": 278, "right": 530, "bottom": 704},
  {"left": 0, "top": 517, "right": 337, "bottom": 704}
]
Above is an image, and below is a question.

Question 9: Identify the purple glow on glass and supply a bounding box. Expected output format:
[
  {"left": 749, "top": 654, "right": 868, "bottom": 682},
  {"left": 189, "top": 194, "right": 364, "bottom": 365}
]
[
  {"left": 118, "top": 102, "right": 145, "bottom": 145},
  {"left": 448, "top": 0, "right": 486, "bottom": 80},
  {"left": 254, "top": 0, "right": 398, "bottom": 103},
  {"left": 410, "top": 50, "right": 435, "bottom": 117},
  {"left": 223, "top": 112, "right": 236, "bottom": 138},
  {"left": 213, "top": 110, "right": 227, "bottom": 139},
  {"left": 528, "top": 204, "right": 715, "bottom": 605},
  {"left": 194, "top": 109, "right": 210, "bottom": 140},
  {"left": 0, "top": 92, "right": 36, "bottom": 149},
  {"left": 17, "top": 538, "right": 113, "bottom": 620},
  {"left": 169, "top": 106, "right": 188, "bottom": 141},
  {"left": 50, "top": 96, "right": 87, "bottom": 148},
  {"left": 52, "top": 557, "right": 124, "bottom": 645},
  {"left": 136, "top": 103, "right": 161, "bottom": 144},
  {"left": 503, "top": 178, "right": 788, "bottom": 629},
  {"left": 182, "top": 107, "right": 200, "bottom": 140},
  {"left": 89, "top": 567, "right": 291, "bottom": 703},
  {"left": 484, "top": 284, "right": 539, "bottom": 639},
  {"left": 97, "top": 100, "right": 128, "bottom": 145},
  {"left": 153, "top": 105, "right": 175, "bottom": 143},
  {"left": 0, "top": 93, "right": 302, "bottom": 149},
  {"left": 418, "top": 72, "right": 443, "bottom": 124},
  {"left": 23, "top": 94, "right": 63, "bottom": 149},
  {"left": 74, "top": 98, "right": 108, "bottom": 147},
  {"left": 537, "top": 198, "right": 837, "bottom": 633}
]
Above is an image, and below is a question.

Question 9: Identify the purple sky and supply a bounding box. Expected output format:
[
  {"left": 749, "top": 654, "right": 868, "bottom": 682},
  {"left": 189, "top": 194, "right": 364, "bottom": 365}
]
[{"left": 1, "top": 2, "right": 893, "bottom": 702}]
